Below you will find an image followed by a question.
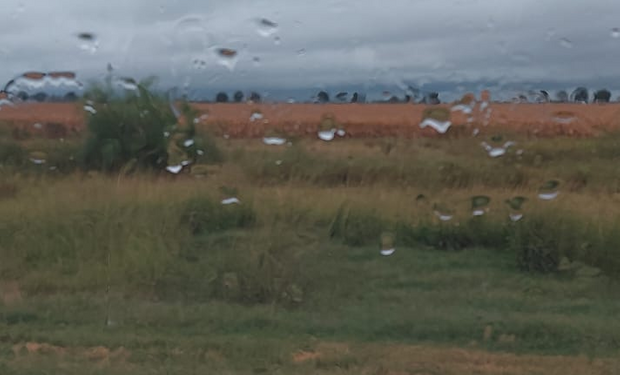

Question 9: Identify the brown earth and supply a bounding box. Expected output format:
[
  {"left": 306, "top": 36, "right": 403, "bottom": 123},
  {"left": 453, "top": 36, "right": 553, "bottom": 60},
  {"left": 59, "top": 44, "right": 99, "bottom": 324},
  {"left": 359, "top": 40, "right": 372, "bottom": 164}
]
[
  {"left": 2, "top": 102, "right": 620, "bottom": 138},
  {"left": 8, "top": 340, "right": 618, "bottom": 374}
]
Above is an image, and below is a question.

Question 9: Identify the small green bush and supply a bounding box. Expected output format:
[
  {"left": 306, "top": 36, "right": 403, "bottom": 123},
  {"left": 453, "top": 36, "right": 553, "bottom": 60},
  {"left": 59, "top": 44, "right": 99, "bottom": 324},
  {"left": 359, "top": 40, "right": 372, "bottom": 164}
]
[
  {"left": 180, "top": 196, "right": 256, "bottom": 235},
  {"left": 508, "top": 214, "right": 582, "bottom": 273},
  {"left": 0, "top": 140, "right": 26, "bottom": 167},
  {"left": 328, "top": 204, "right": 388, "bottom": 247}
]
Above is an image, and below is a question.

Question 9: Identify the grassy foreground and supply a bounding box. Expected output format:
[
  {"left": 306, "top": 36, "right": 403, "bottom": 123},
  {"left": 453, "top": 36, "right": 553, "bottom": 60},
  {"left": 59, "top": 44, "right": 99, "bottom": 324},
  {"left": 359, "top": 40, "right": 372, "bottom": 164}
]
[{"left": 1, "top": 130, "right": 620, "bottom": 373}]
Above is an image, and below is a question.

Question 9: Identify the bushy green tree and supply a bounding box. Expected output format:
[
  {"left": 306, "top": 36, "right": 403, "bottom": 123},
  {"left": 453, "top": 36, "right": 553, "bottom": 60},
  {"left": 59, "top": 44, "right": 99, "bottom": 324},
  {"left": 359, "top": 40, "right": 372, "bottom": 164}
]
[{"left": 82, "top": 80, "right": 177, "bottom": 172}]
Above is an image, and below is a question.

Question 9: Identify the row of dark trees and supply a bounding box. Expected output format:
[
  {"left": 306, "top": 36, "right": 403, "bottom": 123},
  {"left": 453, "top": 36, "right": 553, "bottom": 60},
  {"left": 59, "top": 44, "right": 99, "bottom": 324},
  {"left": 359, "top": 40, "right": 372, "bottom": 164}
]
[
  {"left": 13, "top": 91, "right": 79, "bottom": 102},
  {"left": 214, "top": 91, "right": 261, "bottom": 103},
  {"left": 314, "top": 90, "right": 440, "bottom": 104}
]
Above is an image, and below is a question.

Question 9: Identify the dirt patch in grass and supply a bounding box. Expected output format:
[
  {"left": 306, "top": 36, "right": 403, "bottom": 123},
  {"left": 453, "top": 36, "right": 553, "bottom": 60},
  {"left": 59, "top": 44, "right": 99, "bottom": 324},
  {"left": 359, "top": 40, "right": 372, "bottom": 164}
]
[
  {"left": 0, "top": 281, "right": 22, "bottom": 305},
  {"left": 289, "top": 342, "right": 619, "bottom": 375}
]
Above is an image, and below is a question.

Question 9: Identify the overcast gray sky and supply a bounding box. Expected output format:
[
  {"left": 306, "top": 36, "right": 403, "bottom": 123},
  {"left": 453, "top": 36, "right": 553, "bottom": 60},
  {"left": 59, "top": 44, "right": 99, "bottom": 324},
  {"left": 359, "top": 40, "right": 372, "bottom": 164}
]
[{"left": 1, "top": 0, "right": 619, "bottom": 99}]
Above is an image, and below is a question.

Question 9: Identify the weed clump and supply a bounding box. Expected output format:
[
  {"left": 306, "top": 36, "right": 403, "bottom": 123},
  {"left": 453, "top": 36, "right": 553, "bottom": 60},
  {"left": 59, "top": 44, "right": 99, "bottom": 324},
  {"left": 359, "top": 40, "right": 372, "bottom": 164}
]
[{"left": 180, "top": 196, "right": 256, "bottom": 235}]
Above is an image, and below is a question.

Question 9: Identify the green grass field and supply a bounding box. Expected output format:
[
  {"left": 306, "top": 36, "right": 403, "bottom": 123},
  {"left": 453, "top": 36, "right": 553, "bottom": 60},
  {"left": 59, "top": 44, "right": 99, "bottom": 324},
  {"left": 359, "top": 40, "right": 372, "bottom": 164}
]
[{"left": 1, "top": 116, "right": 620, "bottom": 373}]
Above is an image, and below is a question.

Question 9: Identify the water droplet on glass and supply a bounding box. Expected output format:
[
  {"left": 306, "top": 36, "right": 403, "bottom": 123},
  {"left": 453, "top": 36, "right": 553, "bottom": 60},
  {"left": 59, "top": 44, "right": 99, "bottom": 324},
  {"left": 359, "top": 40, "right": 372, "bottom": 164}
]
[
  {"left": 380, "top": 232, "right": 396, "bottom": 256},
  {"left": 318, "top": 129, "right": 337, "bottom": 141},
  {"left": 0, "top": 91, "right": 13, "bottom": 107},
  {"left": 559, "top": 38, "right": 573, "bottom": 48},
  {"left": 192, "top": 58, "right": 207, "bottom": 70},
  {"left": 166, "top": 165, "right": 183, "bottom": 174},
  {"left": 471, "top": 195, "right": 491, "bottom": 217},
  {"left": 256, "top": 18, "right": 278, "bottom": 37},
  {"left": 77, "top": 32, "right": 99, "bottom": 54},
  {"left": 451, "top": 104, "right": 473, "bottom": 114},
  {"left": 552, "top": 111, "right": 576, "bottom": 124},
  {"left": 611, "top": 28, "right": 620, "bottom": 38},
  {"left": 538, "top": 180, "right": 560, "bottom": 200},
  {"left": 415, "top": 194, "right": 428, "bottom": 204},
  {"left": 84, "top": 105, "right": 97, "bottom": 115},
  {"left": 297, "top": 48, "right": 306, "bottom": 56},
  {"left": 215, "top": 48, "right": 238, "bottom": 71},
  {"left": 263, "top": 137, "right": 287, "bottom": 146},
  {"left": 480, "top": 140, "right": 515, "bottom": 158},
  {"left": 29, "top": 151, "right": 47, "bottom": 165},
  {"left": 273, "top": 36, "right": 281, "bottom": 45},
  {"left": 509, "top": 213, "right": 524, "bottom": 222},
  {"left": 252, "top": 56, "right": 261, "bottom": 66},
  {"left": 183, "top": 139, "right": 195, "bottom": 147},
  {"left": 250, "top": 112, "right": 264, "bottom": 122},
  {"left": 433, "top": 204, "right": 453, "bottom": 222},
  {"left": 221, "top": 197, "right": 241, "bottom": 205},
  {"left": 116, "top": 77, "right": 138, "bottom": 91},
  {"left": 419, "top": 118, "right": 451, "bottom": 134}
]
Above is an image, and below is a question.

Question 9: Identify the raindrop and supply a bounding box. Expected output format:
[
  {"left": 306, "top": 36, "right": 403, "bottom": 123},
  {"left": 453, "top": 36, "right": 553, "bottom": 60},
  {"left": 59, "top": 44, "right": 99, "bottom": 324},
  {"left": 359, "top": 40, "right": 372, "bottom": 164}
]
[
  {"left": 450, "top": 104, "right": 473, "bottom": 114},
  {"left": 471, "top": 195, "right": 491, "bottom": 217},
  {"left": 318, "top": 129, "right": 337, "bottom": 141},
  {"left": 296, "top": 48, "right": 306, "bottom": 56},
  {"left": 612, "top": 28, "right": 620, "bottom": 38},
  {"left": 252, "top": 56, "right": 261, "bottom": 66},
  {"left": 552, "top": 111, "right": 576, "bottom": 124},
  {"left": 380, "top": 232, "right": 396, "bottom": 256},
  {"left": 509, "top": 213, "right": 524, "bottom": 222},
  {"left": 0, "top": 91, "right": 13, "bottom": 107},
  {"left": 183, "top": 139, "right": 195, "bottom": 147},
  {"left": 250, "top": 112, "right": 264, "bottom": 122},
  {"left": 116, "top": 77, "right": 138, "bottom": 91},
  {"left": 221, "top": 197, "right": 241, "bottom": 205},
  {"left": 263, "top": 137, "right": 287, "bottom": 146},
  {"left": 84, "top": 105, "right": 97, "bottom": 115},
  {"left": 29, "top": 151, "right": 47, "bottom": 165},
  {"left": 192, "top": 58, "right": 207, "bottom": 70},
  {"left": 77, "top": 32, "right": 99, "bottom": 54},
  {"left": 415, "top": 194, "right": 428, "bottom": 204},
  {"left": 274, "top": 36, "right": 281, "bottom": 45},
  {"left": 433, "top": 204, "right": 453, "bottom": 222},
  {"left": 538, "top": 180, "right": 560, "bottom": 200},
  {"left": 480, "top": 140, "right": 515, "bottom": 158},
  {"left": 505, "top": 197, "right": 526, "bottom": 222},
  {"left": 419, "top": 118, "right": 451, "bottom": 134},
  {"left": 256, "top": 18, "right": 278, "bottom": 37},
  {"left": 215, "top": 48, "right": 238, "bottom": 71},
  {"left": 559, "top": 38, "right": 573, "bottom": 49},
  {"left": 166, "top": 165, "right": 183, "bottom": 174}
]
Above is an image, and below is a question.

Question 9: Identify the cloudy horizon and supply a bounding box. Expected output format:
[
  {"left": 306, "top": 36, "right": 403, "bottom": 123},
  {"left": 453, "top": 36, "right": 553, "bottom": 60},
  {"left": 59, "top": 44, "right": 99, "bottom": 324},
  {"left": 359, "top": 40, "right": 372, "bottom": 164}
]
[{"left": 1, "top": 0, "right": 619, "bottom": 101}]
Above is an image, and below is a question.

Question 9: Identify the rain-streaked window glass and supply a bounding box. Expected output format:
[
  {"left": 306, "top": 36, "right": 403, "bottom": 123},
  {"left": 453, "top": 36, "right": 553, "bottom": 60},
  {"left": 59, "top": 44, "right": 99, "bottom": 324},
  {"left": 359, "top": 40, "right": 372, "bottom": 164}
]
[{"left": 1, "top": 1, "right": 619, "bottom": 373}]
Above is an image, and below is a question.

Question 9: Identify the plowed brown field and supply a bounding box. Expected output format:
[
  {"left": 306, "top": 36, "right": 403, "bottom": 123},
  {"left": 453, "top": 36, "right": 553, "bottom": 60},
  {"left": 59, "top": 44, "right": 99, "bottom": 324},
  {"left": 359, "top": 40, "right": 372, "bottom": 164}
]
[{"left": 2, "top": 102, "right": 620, "bottom": 138}]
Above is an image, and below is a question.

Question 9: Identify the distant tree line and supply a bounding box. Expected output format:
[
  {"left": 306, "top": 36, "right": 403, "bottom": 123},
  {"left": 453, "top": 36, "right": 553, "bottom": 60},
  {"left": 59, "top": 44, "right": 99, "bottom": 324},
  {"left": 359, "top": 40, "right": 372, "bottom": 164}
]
[{"left": 214, "top": 91, "right": 262, "bottom": 103}]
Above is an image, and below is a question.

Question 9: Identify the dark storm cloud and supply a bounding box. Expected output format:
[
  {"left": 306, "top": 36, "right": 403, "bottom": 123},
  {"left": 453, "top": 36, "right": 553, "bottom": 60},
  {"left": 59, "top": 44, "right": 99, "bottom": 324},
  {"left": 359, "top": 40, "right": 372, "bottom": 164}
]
[{"left": 0, "top": 0, "right": 619, "bottom": 96}]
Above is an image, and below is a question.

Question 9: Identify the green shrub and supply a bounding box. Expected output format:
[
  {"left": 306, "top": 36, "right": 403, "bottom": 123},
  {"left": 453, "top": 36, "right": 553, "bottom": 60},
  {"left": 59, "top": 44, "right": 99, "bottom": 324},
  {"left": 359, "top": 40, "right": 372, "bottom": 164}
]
[
  {"left": 508, "top": 214, "right": 582, "bottom": 273},
  {"left": 180, "top": 196, "right": 256, "bottom": 235},
  {"left": 328, "top": 204, "right": 388, "bottom": 247},
  {"left": 0, "top": 140, "right": 26, "bottom": 167}
]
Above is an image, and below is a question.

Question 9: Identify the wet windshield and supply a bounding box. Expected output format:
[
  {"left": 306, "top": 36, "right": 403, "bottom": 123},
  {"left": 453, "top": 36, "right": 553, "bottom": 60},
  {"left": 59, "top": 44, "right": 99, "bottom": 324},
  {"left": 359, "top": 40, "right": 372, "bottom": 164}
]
[{"left": 1, "top": 1, "right": 619, "bottom": 374}]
